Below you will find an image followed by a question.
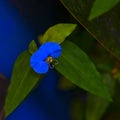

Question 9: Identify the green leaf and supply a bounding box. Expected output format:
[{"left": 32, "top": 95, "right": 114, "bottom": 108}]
[
  {"left": 4, "top": 51, "right": 43, "bottom": 117},
  {"left": 89, "top": 0, "right": 120, "bottom": 20},
  {"left": 86, "top": 74, "right": 115, "bottom": 120},
  {"left": 60, "top": 0, "right": 120, "bottom": 60},
  {"left": 28, "top": 40, "right": 38, "bottom": 54},
  {"left": 39, "top": 23, "right": 77, "bottom": 44},
  {"left": 56, "top": 41, "right": 111, "bottom": 100}
]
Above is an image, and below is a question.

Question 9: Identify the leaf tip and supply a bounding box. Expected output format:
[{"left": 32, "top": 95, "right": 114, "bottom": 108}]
[{"left": 88, "top": 15, "right": 93, "bottom": 21}]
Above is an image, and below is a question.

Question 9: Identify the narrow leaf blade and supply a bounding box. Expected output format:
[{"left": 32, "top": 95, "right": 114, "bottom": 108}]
[
  {"left": 56, "top": 41, "right": 111, "bottom": 100},
  {"left": 4, "top": 51, "right": 42, "bottom": 117},
  {"left": 28, "top": 40, "right": 38, "bottom": 54},
  {"left": 89, "top": 0, "right": 120, "bottom": 20},
  {"left": 39, "top": 23, "right": 77, "bottom": 44}
]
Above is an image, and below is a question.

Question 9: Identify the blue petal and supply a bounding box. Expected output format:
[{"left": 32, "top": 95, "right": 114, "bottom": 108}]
[
  {"left": 30, "top": 50, "right": 48, "bottom": 62},
  {"left": 30, "top": 51, "right": 49, "bottom": 74},
  {"left": 39, "top": 42, "right": 62, "bottom": 58},
  {"left": 30, "top": 60, "right": 49, "bottom": 74}
]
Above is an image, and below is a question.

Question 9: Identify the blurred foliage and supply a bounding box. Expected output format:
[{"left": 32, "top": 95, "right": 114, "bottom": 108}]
[
  {"left": 71, "top": 96, "right": 86, "bottom": 120},
  {"left": 60, "top": 0, "right": 120, "bottom": 60},
  {"left": 86, "top": 74, "right": 115, "bottom": 120},
  {"left": 58, "top": 76, "right": 75, "bottom": 90}
]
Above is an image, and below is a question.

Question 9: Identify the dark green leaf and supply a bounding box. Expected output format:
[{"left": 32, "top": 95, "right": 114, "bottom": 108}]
[
  {"left": 56, "top": 41, "right": 111, "bottom": 100},
  {"left": 60, "top": 0, "right": 120, "bottom": 60},
  {"left": 4, "top": 51, "right": 42, "bottom": 117},
  {"left": 39, "top": 23, "right": 77, "bottom": 44},
  {"left": 59, "top": 76, "right": 75, "bottom": 90},
  {"left": 86, "top": 74, "right": 115, "bottom": 120},
  {"left": 28, "top": 40, "right": 38, "bottom": 54},
  {"left": 71, "top": 97, "right": 85, "bottom": 120},
  {"left": 89, "top": 0, "right": 120, "bottom": 20}
]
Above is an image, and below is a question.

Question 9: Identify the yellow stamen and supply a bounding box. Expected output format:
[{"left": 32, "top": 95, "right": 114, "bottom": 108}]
[{"left": 46, "top": 56, "right": 53, "bottom": 63}]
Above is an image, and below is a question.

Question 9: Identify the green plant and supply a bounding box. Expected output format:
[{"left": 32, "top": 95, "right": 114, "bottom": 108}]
[{"left": 4, "top": 1, "right": 120, "bottom": 119}]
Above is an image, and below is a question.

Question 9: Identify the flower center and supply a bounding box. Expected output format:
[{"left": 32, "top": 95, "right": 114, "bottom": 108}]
[
  {"left": 46, "top": 56, "right": 53, "bottom": 63},
  {"left": 45, "top": 56, "right": 58, "bottom": 69}
]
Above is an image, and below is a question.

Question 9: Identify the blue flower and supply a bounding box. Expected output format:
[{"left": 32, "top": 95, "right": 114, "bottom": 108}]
[{"left": 30, "top": 42, "right": 62, "bottom": 74}]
